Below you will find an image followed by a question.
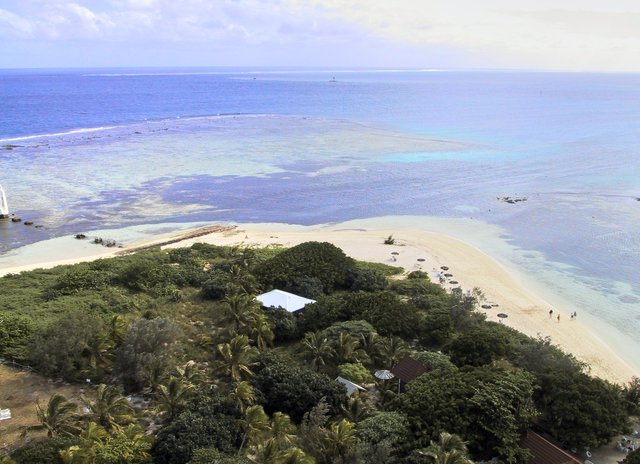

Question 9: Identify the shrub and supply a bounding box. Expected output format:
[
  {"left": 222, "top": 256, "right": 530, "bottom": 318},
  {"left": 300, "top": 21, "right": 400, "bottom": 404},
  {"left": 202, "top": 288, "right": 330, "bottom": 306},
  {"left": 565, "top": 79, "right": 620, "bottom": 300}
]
[
  {"left": 152, "top": 390, "right": 241, "bottom": 464},
  {"left": 296, "top": 295, "right": 347, "bottom": 334},
  {"left": 189, "top": 448, "right": 250, "bottom": 464},
  {"left": 342, "top": 292, "right": 420, "bottom": 338},
  {"left": 348, "top": 266, "right": 388, "bottom": 292},
  {"left": 29, "top": 311, "right": 108, "bottom": 381},
  {"left": 115, "top": 318, "right": 181, "bottom": 392},
  {"left": 412, "top": 351, "right": 457, "bottom": 372},
  {"left": 254, "top": 242, "right": 355, "bottom": 294},
  {"left": 447, "top": 323, "right": 512, "bottom": 367},
  {"left": 200, "top": 271, "right": 230, "bottom": 300},
  {"left": 0, "top": 314, "right": 35, "bottom": 362},
  {"left": 322, "top": 320, "right": 376, "bottom": 342},
  {"left": 285, "top": 276, "right": 325, "bottom": 299},
  {"left": 10, "top": 436, "right": 81, "bottom": 464},
  {"left": 624, "top": 449, "right": 640, "bottom": 464},
  {"left": 253, "top": 352, "right": 347, "bottom": 422},
  {"left": 52, "top": 266, "right": 113, "bottom": 295},
  {"left": 407, "top": 270, "right": 428, "bottom": 280},
  {"left": 357, "top": 411, "right": 411, "bottom": 448},
  {"left": 265, "top": 307, "right": 299, "bottom": 342},
  {"left": 338, "top": 363, "right": 373, "bottom": 384}
]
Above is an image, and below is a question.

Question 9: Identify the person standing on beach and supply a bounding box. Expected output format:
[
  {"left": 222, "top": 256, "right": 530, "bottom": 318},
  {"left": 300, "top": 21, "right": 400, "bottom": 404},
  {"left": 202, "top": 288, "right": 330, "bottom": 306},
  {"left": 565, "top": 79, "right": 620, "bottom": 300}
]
[
  {"left": 557, "top": 314, "right": 560, "bottom": 323},
  {"left": 549, "top": 309, "right": 553, "bottom": 318}
]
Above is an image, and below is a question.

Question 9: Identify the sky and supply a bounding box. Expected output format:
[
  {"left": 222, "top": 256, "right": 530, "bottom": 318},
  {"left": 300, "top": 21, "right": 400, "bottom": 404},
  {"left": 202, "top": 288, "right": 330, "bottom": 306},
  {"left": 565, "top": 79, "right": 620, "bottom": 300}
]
[{"left": 1, "top": 0, "right": 639, "bottom": 71}]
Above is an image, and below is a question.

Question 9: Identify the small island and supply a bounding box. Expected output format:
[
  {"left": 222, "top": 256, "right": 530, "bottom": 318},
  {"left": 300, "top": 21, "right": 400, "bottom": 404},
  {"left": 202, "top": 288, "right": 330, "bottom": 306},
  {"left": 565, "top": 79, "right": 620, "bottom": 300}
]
[{"left": 0, "top": 231, "right": 638, "bottom": 464}]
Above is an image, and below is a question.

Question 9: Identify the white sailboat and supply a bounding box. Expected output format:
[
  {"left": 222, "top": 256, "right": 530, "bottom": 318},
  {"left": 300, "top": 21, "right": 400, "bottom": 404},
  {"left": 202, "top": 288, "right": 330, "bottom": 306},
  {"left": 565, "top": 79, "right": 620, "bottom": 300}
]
[{"left": 0, "top": 184, "right": 9, "bottom": 218}]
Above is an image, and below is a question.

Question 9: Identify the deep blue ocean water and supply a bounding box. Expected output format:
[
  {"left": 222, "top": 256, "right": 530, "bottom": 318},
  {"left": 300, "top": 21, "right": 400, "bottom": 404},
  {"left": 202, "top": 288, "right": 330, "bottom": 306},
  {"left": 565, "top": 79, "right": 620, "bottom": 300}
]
[{"left": 1, "top": 68, "right": 640, "bottom": 365}]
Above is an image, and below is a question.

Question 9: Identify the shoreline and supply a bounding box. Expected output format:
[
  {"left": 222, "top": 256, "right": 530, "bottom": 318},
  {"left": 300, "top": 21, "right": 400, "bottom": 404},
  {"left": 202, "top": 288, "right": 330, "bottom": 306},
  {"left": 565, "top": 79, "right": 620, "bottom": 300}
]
[{"left": 0, "top": 219, "right": 637, "bottom": 385}]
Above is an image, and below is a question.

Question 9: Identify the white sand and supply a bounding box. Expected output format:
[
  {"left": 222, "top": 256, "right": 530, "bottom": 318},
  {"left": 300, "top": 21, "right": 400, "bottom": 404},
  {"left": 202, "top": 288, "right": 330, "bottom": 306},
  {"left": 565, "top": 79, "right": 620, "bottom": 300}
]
[{"left": 1, "top": 220, "right": 636, "bottom": 384}]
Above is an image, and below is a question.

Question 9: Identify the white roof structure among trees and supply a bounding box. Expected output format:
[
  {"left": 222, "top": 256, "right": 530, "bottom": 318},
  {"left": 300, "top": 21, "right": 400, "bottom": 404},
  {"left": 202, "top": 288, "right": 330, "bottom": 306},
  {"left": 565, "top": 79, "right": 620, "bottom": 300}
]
[
  {"left": 256, "top": 289, "right": 316, "bottom": 313},
  {"left": 335, "top": 377, "right": 367, "bottom": 396}
]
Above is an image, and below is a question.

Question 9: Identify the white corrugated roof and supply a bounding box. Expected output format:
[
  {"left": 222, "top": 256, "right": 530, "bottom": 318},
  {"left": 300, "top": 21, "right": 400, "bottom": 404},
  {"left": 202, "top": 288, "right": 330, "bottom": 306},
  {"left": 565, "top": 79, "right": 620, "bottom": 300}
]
[
  {"left": 256, "top": 289, "right": 316, "bottom": 313},
  {"left": 335, "top": 377, "right": 367, "bottom": 396}
]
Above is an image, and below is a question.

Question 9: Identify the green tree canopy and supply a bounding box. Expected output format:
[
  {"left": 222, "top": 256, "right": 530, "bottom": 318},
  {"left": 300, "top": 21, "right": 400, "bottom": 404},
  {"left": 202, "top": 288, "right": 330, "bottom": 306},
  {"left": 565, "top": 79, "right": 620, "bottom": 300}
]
[
  {"left": 115, "top": 318, "right": 181, "bottom": 392},
  {"left": 29, "top": 311, "right": 108, "bottom": 382},
  {"left": 536, "top": 370, "right": 630, "bottom": 448},
  {"left": 357, "top": 411, "right": 411, "bottom": 449},
  {"left": 255, "top": 242, "right": 355, "bottom": 294},
  {"left": 394, "top": 367, "right": 537, "bottom": 462},
  {"left": 253, "top": 352, "right": 347, "bottom": 422},
  {"left": 152, "top": 390, "right": 242, "bottom": 464}
]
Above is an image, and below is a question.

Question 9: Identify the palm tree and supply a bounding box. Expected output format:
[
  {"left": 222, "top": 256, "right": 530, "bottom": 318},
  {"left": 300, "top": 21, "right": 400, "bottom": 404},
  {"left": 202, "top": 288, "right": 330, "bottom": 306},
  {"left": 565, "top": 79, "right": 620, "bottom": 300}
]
[
  {"left": 275, "top": 447, "right": 315, "bottom": 464},
  {"left": 24, "top": 393, "right": 80, "bottom": 437},
  {"left": 229, "top": 380, "right": 257, "bottom": 413},
  {"left": 322, "top": 419, "right": 357, "bottom": 462},
  {"left": 234, "top": 246, "right": 258, "bottom": 268},
  {"left": 359, "top": 332, "right": 382, "bottom": 365},
  {"left": 61, "top": 422, "right": 152, "bottom": 464},
  {"left": 82, "top": 384, "right": 135, "bottom": 431},
  {"left": 60, "top": 422, "right": 109, "bottom": 464},
  {"left": 340, "top": 395, "right": 373, "bottom": 423},
  {"left": 156, "top": 376, "right": 193, "bottom": 421},
  {"left": 216, "top": 334, "right": 259, "bottom": 381},
  {"left": 107, "top": 424, "right": 154, "bottom": 462},
  {"left": 301, "top": 332, "right": 336, "bottom": 372},
  {"left": 249, "top": 438, "right": 280, "bottom": 464},
  {"left": 379, "top": 336, "right": 409, "bottom": 369},
  {"left": 239, "top": 405, "right": 271, "bottom": 455},
  {"left": 228, "top": 264, "right": 260, "bottom": 294},
  {"left": 223, "top": 293, "right": 260, "bottom": 333},
  {"left": 270, "top": 412, "right": 296, "bottom": 447},
  {"left": 60, "top": 445, "right": 91, "bottom": 463},
  {"left": 175, "top": 362, "right": 205, "bottom": 388},
  {"left": 82, "top": 333, "right": 113, "bottom": 378},
  {"left": 251, "top": 312, "right": 275, "bottom": 351},
  {"left": 108, "top": 314, "right": 127, "bottom": 347},
  {"left": 422, "top": 432, "right": 473, "bottom": 464},
  {"left": 332, "top": 333, "right": 362, "bottom": 364}
]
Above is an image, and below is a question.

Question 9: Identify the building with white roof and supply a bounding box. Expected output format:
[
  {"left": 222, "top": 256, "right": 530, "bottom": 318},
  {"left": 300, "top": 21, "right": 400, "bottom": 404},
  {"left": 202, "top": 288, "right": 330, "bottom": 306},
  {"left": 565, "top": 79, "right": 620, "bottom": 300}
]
[{"left": 256, "top": 289, "right": 316, "bottom": 313}]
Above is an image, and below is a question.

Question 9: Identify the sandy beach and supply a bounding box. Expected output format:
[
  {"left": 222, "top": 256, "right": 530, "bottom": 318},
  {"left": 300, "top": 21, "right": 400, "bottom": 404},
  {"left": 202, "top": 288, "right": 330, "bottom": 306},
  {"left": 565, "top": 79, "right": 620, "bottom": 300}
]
[{"left": 0, "top": 220, "right": 636, "bottom": 385}]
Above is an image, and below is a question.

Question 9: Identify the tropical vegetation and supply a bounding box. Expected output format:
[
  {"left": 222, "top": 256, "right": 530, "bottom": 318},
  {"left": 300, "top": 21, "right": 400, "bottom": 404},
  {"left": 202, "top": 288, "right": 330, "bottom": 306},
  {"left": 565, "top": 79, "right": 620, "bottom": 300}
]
[{"left": 0, "top": 241, "right": 636, "bottom": 463}]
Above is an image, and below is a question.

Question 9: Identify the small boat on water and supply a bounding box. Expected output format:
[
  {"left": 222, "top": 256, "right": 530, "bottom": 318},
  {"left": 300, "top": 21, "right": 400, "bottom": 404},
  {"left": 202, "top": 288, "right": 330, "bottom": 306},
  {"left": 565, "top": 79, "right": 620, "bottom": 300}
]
[{"left": 0, "top": 184, "right": 9, "bottom": 218}]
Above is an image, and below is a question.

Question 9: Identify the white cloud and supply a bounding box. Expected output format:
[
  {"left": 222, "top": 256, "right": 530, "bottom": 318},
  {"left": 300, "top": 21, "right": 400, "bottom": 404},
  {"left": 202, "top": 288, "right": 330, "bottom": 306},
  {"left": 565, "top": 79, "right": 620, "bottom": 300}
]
[
  {"left": 1, "top": 0, "right": 639, "bottom": 70},
  {"left": 307, "top": 0, "right": 640, "bottom": 71},
  {"left": 0, "top": 0, "right": 339, "bottom": 44}
]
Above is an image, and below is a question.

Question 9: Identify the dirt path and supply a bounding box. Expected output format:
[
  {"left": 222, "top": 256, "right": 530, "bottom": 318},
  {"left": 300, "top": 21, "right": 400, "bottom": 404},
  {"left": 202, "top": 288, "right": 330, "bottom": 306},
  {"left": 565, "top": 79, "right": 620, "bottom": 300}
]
[{"left": 0, "top": 364, "right": 85, "bottom": 453}]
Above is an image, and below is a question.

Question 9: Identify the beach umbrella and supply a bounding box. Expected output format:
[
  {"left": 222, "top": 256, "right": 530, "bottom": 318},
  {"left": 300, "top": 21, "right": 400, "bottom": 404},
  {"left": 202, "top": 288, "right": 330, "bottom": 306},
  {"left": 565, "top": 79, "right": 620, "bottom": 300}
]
[
  {"left": 374, "top": 370, "right": 394, "bottom": 380},
  {"left": 497, "top": 313, "right": 508, "bottom": 319},
  {"left": 391, "top": 252, "right": 399, "bottom": 255}
]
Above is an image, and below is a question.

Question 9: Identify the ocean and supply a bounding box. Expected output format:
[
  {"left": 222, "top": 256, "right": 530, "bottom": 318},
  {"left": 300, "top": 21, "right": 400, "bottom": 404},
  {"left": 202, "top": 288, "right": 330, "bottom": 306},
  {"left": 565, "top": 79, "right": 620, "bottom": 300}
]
[{"left": 1, "top": 68, "right": 639, "bottom": 371}]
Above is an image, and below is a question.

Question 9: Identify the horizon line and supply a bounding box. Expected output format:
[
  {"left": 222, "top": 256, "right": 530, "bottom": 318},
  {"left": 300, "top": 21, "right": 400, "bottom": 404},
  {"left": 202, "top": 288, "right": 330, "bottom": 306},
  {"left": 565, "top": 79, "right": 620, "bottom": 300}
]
[{"left": 1, "top": 65, "right": 639, "bottom": 75}]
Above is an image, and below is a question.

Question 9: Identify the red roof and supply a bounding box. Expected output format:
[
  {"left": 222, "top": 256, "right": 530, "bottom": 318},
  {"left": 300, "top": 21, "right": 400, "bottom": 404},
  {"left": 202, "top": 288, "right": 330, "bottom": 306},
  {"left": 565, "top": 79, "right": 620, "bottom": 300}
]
[
  {"left": 521, "top": 431, "right": 582, "bottom": 464},
  {"left": 390, "top": 357, "right": 427, "bottom": 383}
]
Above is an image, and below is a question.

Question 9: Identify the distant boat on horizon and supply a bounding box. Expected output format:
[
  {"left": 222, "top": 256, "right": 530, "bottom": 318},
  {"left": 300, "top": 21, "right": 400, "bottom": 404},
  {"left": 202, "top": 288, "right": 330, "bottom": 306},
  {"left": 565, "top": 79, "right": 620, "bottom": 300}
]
[{"left": 329, "top": 76, "right": 337, "bottom": 82}]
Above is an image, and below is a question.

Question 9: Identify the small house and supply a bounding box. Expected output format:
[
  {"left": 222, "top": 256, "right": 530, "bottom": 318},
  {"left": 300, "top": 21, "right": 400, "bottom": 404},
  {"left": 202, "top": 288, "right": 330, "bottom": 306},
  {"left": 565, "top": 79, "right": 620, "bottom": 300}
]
[
  {"left": 256, "top": 289, "right": 316, "bottom": 313},
  {"left": 521, "top": 430, "right": 582, "bottom": 464},
  {"left": 390, "top": 357, "right": 427, "bottom": 391}
]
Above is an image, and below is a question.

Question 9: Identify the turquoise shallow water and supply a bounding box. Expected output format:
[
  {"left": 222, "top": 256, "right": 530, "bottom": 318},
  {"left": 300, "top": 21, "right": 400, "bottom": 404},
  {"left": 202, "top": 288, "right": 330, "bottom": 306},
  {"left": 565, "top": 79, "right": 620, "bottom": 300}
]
[{"left": 1, "top": 69, "right": 639, "bottom": 372}]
